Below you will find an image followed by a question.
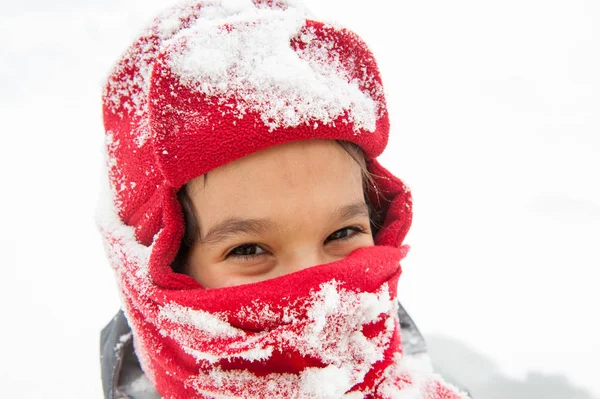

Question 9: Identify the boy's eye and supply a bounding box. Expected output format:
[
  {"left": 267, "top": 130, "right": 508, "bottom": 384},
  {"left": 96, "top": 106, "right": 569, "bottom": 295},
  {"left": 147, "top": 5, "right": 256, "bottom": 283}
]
[
  {"left": 228, "top": 244, "right": 266, "bottom": 258},
  {"left": 325, "top": 226, "right": 364, "bottom": 243}
]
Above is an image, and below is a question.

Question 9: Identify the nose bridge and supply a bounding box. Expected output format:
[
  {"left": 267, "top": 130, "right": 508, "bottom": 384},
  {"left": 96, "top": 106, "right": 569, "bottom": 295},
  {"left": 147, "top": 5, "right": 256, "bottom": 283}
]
[{"left": 283, "top": 244, "right": 327, "bottom": 273}]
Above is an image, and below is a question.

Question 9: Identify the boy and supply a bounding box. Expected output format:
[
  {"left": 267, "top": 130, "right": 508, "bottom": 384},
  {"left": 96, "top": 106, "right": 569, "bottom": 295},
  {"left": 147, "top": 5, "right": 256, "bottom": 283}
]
[{"left": 98, "top": 1, "right": 469, "bottom": 397}]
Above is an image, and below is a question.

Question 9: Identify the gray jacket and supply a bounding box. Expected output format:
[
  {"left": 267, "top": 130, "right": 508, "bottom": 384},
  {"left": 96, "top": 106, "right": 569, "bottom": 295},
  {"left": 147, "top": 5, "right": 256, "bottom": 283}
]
[{"left": 100, "top": 304, "right": 427, "bottom": 399}]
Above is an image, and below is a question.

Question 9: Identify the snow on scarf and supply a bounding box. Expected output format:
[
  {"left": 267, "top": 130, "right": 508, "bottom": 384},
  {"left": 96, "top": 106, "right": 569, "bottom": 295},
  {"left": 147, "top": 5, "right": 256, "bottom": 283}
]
[{"left": 98, "top": 1, "right": 469, "bottom": 397}]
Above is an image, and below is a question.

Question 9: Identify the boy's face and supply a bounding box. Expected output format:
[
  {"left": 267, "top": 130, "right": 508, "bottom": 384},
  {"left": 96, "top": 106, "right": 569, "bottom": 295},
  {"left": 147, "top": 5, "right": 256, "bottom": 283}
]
[{"left": 184, "top": 139, "right": 375, "bottom": 289}]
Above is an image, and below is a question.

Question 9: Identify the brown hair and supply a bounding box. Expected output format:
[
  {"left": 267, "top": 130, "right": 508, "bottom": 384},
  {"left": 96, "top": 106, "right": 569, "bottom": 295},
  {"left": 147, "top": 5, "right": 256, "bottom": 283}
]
[{"left": 172, "top": 140, "right": 381, "bottom": 273}]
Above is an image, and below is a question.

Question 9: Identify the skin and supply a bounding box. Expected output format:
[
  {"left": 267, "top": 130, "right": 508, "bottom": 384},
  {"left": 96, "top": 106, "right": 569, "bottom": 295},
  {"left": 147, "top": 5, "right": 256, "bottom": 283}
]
[{"left": 184, "top": 139, "right": 374, "bottom": 289}]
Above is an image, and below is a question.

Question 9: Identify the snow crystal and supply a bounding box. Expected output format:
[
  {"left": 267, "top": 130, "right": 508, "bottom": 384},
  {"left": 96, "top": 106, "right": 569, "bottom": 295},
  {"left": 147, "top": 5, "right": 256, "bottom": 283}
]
[
  {"left": 376, "top": 353, "right": 471, "bottom": 399},
  {"left": 343, "top": 392, "right": 365, "bottom": 399},
  {"left": 297, "top": 281, "right": 395, "bottom": 368},
  {"left": 161, "top": 328, "right": 274, "bottom": 364},
  {"left": 300, "top": 365, "right": 352, "bottom": 398},
  {"left": 157, "top": 302, "right": 278, "bottom": 364},
  {"left": 189, "top": 363, "right": 355, "bottom": 398},
  {"left": 168, "top": 4, "right": 379, "bottom": 132},
  {"left": 95, "top": 168, "right": 153, "bottom": 279},
  {"left": 119, "top": 332, "right": 133, "bottom": 343},
  {"left": 357, "top": 283, "right": 393, "bottom": 323},
  {"left": 306, "top": 280, "right": 341, "bottom": 336},
  {"left": 113, "top": 332, "right": 133, "bottom": 354},
  {"left": 159, "top": 303, "right": 242, "bottom": 338},
  {"left": 125, "top": 374, "right": 160, "bottom": 396},
  {"left": 134, "top": 118, "right": 151, "bottom": 148}
]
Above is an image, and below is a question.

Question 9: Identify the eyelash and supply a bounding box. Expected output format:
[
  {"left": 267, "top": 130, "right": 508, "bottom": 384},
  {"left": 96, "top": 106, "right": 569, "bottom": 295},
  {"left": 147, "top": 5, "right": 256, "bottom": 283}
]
[
  {"left": 225, "top": 226, "right": 367, "bottom": 261},
  {"left": 324, "top": 226, "right": 366, "bottom": 244}
]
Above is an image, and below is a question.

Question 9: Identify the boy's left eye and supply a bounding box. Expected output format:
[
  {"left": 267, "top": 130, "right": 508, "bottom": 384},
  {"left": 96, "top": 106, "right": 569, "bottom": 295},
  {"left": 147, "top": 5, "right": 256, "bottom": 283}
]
[{"left": 325, "top": 226, "right": 364, "bottom": 243}]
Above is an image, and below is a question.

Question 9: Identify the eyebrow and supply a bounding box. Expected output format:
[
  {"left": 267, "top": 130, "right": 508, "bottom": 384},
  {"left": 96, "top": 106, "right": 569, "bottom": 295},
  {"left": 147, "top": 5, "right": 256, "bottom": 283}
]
[
  {"left": 334, "top": 202, "right": 370, "bottom": 221},
  {"left": 200, "top": 202, "right": 370, "bottom": 245},
  {"left": 201, "top": 218, "right": 278, "bottom": 245}
]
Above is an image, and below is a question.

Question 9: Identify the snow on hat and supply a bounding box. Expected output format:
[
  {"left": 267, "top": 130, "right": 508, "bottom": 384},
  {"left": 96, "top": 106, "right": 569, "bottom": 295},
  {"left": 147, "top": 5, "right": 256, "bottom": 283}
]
[{"left": 101, "top": 0, "right": 408, "bottom": 289}]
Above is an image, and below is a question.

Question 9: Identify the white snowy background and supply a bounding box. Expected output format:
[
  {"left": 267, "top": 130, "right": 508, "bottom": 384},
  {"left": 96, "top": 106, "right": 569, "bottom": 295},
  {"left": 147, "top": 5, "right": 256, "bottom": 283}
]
[{"left": 1, "top": 0, "right": 598, "bottom": 397}]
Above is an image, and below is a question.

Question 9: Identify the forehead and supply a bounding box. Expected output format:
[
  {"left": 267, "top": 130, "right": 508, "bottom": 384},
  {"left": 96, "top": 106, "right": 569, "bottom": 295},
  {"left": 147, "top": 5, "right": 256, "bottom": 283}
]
[{"left": 187, "top": 140, "right": 365, "bottom": 226}]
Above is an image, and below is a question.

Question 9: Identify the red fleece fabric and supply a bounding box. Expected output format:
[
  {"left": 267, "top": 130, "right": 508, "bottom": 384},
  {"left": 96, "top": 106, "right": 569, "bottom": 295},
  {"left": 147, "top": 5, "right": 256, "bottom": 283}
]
[{"left": 98, "top": 1, "right": 468, "bottom": 398}]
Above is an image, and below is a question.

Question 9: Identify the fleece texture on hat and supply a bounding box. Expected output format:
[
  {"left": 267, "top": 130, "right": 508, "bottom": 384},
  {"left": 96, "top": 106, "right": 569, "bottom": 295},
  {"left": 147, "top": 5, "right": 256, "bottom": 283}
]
[{"left": 101, "top": 0, "right": 402, "bottom": 290}]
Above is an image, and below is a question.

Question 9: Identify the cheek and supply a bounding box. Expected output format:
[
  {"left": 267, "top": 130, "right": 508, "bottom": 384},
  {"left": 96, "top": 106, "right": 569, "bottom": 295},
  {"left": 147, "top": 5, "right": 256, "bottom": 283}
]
[
  {"left": 185, "top": 246, "right": 277, "bottom": 289},
  {"left": 186, "top": 261, "right": 234, "bottom": 289},
  {"left": 184, "top": 246, "right": 223, "bottom": 289},
  {"left": 355, "top": 233, "right": 376, "bottom": 250},
  {"left": 325, "top": 232, "right": 375, "bottom": 261},
  {"left": 188, "top": 264, "right": 276, "bottom": 289}
]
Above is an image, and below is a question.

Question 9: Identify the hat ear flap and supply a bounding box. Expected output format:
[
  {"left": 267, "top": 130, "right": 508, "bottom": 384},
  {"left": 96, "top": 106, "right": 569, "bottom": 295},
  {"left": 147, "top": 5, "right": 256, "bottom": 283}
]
[
  {"left": 367, "top": 159, "right": 413, "bottom": 248},
  {"left": 146, "top": 185, "right": 200, "bottom": 290}
]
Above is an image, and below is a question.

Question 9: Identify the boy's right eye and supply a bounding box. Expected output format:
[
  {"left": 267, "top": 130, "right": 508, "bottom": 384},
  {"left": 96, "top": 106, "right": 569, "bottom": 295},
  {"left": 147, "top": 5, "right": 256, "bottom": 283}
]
[{"left": 227, "top": 244, "right": 267, "bottom": 259}]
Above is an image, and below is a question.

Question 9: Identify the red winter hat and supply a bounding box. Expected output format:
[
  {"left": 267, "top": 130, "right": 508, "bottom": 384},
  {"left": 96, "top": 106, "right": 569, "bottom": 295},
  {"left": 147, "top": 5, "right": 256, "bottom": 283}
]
[{"left": 101, "top": 0, "right": 411, "bottom": 290}]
